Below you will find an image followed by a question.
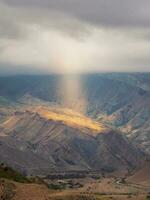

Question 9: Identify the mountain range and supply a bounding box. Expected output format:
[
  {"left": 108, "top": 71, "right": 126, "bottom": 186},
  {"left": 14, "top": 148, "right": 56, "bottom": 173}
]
[{"left": 0, "top": 73, "right": 149, "bottom": 175}]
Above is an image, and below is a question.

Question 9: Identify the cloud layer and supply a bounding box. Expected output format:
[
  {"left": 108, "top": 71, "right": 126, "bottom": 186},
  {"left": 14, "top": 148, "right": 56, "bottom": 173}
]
[{"left": 0, "top": 0, "right": 150, "bottom": 74}]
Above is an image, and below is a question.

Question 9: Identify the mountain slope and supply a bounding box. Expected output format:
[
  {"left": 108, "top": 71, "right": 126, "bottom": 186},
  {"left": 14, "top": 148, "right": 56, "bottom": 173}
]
[
  {"left": 104, "top": 91, "right": 150, "bottom": 154},
  {"left": 0, "top": 106, "right": 144, "bottom": 175},
  {"left": 0, "top": 73, "right": 149, "bottom": 174},
  {"left": 127, "top": 162, "right": 150, "bottom": 186}
]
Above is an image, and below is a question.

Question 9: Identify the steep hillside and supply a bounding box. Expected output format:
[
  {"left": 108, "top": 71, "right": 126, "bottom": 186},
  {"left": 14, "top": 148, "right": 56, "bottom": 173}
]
[
  {"left": 0, "top": 106, "right": 143, "bottom": 175},
  {"left": 103, "top": 92, "right": 150, "bottom": 154},
  {"left": 0, "top": 73, "right": 149, "bottom": 174},
  {"left": 35, "top": 106, "right": 104, "bottom": 133},
  {"left": 127, "top": 162, "right": 150, "bottom": 186}
]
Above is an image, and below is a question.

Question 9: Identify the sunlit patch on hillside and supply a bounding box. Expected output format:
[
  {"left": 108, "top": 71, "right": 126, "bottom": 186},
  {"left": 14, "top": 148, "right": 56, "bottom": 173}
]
[{"left": 35, "top": 106, "right": 105, "bottom": 134}]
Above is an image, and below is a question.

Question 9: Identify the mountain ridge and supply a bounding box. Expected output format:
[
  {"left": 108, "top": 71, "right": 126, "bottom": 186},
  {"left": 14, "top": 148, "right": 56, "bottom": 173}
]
[
  {"left": 0, "top": 73, "right": 149, "bottom": 175},
  {"left": 0, "top": 105, "right": 144, "bottom": 175}
]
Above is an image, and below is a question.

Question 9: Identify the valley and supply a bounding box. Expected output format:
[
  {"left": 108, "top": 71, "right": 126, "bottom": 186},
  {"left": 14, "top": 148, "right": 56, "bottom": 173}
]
[
  {"left": 0, "top": 163, "right": 150, "bottom": 200},
  {"left": 0, "top": 73, "right": 149, "bottom": 199}
]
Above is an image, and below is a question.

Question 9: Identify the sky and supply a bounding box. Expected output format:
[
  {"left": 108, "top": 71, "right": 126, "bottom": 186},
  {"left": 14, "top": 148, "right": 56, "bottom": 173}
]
[{"left": 0, "top": 0, "right": 150, "bottom": 75}]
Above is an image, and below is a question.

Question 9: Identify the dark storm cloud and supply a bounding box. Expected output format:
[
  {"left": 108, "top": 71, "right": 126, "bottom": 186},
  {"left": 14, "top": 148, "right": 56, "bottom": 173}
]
[
  {"left": 0, "top": 0, "right": 150, "bottom": 74},
  {"left": 0, "top": 1, "right": 91, "bottom": 41},
  {"left": 2, "top": 0, "right": 150, "bottom": 28}
]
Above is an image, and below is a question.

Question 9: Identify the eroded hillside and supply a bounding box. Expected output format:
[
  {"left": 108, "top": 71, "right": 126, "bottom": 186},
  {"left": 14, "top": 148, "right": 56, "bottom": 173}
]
[{"left": 0, "top": 105, "right": 143, "bottom": 175}]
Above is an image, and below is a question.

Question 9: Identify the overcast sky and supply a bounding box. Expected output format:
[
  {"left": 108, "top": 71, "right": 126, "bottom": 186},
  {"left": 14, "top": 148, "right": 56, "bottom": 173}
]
[{"left": 0, "top": 0, "right": 150, "bottom": 75}]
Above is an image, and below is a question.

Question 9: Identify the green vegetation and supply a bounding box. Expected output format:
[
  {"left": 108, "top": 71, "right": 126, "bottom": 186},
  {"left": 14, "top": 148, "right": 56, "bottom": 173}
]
[
  {"left": 47, "top": 180, "right": 83, "bottom": 190},
  {"left": 0, "top": 163, "right": 29, "bottom": 183},
  {"left": 145, "top": 195, "right": 150, "bottom": 200},
  {"left": 48, "top": 183, "right": 65, "bottom": 190}
]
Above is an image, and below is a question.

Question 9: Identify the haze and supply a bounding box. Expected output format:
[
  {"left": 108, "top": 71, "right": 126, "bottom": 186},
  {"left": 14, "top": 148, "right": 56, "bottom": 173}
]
[{"left": 0, "top": 0, "right": 150, "bottom": 75}]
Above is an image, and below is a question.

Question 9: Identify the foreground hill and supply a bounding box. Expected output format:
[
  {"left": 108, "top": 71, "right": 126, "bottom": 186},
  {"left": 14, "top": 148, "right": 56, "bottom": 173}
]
[
  {"left": 0, "top": 106, "right": 143, "bottom": 175},
  {"left": 0, "top": 164, "right": 149, "bottom": 200}
]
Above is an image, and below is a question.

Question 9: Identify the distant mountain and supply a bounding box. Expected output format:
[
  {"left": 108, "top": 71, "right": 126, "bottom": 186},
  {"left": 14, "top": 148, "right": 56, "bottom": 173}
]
[
  {"left": 0, "top": 74, "right": 148, "bottom": 116},
  {"left": 103, "top": 73, "right": 150, "bottom": 91}
]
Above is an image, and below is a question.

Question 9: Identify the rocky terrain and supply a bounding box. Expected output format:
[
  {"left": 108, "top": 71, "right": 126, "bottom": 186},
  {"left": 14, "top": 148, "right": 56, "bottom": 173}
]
[
  {"left": 0, "top": 106, "right": 143, "bottom": 175},
  {"left": 0, "top": 73, "right": 149, "bottom": 175}
]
